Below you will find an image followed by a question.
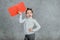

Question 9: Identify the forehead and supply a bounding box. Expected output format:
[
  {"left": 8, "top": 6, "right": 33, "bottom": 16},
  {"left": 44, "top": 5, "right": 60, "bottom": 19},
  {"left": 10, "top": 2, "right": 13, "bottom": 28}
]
[{"left": 27, "top": 10, "right": 32, "bottom": 12}]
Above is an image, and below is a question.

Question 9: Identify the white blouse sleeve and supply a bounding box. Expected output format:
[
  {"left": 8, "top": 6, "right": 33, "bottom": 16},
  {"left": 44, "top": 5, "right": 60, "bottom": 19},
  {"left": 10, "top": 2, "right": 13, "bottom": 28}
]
[{"left": 19, "top": 14, "right": 25, "bottom": 23}]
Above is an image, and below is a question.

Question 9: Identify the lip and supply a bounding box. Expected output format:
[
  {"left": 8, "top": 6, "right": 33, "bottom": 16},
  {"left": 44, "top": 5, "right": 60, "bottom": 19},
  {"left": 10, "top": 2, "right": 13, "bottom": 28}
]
[{"left": 29, "top": 15, "right": 31, "bottom": 17}]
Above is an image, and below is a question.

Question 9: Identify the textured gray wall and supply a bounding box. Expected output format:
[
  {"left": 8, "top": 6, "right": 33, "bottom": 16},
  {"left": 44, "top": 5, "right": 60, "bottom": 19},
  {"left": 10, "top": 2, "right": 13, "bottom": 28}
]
[{"left": 0, "top": 0, "right": 60, "bottom": 40}]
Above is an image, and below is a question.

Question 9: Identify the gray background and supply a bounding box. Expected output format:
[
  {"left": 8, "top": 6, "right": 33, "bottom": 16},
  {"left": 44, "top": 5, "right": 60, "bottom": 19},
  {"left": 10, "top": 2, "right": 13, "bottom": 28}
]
[{"left": 0, "top": 0, "right": 60, "bottom": 40}]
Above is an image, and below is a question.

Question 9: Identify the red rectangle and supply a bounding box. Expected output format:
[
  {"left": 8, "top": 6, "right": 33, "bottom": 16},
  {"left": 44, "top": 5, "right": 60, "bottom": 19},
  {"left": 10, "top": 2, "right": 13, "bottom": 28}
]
[{"left": 8, "top": 2, "right": 26, "bottom": 16}]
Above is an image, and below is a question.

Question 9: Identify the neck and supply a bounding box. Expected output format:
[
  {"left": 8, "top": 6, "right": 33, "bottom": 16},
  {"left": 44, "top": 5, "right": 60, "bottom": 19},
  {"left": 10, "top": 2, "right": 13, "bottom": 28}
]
[
  {"left": 26, "top": 17, "right": 32, "bottom": 19},
  {"left": 29, "top": 17, "right": 32, "bottom": 18}
]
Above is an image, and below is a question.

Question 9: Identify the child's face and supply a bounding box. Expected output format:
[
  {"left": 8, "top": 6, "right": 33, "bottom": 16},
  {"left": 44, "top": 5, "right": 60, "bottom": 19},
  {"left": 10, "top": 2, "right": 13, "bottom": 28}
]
[{"left": 26, "top": 10, "right": 33, "bottom": 18}]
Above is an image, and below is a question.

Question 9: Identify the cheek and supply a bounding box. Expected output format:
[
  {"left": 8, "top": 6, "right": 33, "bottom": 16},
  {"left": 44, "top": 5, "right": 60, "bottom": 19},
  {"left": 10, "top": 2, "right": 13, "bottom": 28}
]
[{"left": 30, "top": 14, "right": 33, "bottom": 16}]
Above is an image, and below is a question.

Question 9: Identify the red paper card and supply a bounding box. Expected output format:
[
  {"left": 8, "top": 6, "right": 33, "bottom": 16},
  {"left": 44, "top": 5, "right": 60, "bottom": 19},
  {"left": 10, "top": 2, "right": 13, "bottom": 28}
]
[
  {"left": 16, "top": 2, "right": 26, "bottom": 12},
  {"left": 8, "top": 2, "right": 26, "bottom": 16}
]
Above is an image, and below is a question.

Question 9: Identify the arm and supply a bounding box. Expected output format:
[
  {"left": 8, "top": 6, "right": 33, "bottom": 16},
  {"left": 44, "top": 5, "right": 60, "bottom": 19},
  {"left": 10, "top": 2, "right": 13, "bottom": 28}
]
[
  {"left": 32, "top": 20, "right": 41, "bottom": 32},
  {"left": 19, "top": 12, "right": 25, "bottom": 23}
]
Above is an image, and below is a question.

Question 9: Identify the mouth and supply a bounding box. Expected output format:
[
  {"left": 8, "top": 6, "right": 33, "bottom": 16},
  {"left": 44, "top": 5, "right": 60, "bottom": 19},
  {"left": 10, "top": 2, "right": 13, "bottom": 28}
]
[{"left": 29, "top": 15, "right": 32, "bottom": 17}]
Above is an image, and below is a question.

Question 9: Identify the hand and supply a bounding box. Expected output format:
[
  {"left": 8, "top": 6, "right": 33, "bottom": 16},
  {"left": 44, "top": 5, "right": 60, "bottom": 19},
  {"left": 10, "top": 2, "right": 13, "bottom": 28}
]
[
  {"left": 18, "top": 11, "right": 22, "bottom": 15},
  {"left": 29, "top": 28, "right": 32, "bottom": 32}
]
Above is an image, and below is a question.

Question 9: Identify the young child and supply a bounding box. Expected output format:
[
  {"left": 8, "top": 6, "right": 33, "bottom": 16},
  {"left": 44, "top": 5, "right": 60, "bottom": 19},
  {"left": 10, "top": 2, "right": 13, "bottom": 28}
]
[{"left": 19, "top": 8, "right": 41, "bottom": 40}]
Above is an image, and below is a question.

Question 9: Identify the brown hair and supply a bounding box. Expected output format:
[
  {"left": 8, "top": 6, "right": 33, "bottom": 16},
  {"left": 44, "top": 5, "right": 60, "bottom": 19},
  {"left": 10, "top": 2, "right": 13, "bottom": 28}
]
[{"left": 25, "top": 8, "right": 33, "bottom": 14}]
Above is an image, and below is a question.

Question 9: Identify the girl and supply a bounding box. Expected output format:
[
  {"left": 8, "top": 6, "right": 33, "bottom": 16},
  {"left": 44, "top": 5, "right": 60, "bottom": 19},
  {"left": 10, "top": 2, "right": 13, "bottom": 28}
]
[{"left": 19, "top": 8, "right": 41, "bottom": 40}]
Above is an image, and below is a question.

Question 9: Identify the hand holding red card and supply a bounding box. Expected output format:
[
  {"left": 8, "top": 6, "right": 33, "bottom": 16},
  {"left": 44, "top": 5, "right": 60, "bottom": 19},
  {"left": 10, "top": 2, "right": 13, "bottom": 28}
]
[
  {"left": 18, "top": 11, "right": 22, "bottom": 15},
  {"left": 8, "top": 2, "right": 26, "bottom": 16}
]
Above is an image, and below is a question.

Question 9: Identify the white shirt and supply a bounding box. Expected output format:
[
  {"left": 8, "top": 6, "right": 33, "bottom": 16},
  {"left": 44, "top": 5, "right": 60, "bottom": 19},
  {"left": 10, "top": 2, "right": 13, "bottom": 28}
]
[{"left": 19, "top": 14, "right": 41, "bottom": 35}]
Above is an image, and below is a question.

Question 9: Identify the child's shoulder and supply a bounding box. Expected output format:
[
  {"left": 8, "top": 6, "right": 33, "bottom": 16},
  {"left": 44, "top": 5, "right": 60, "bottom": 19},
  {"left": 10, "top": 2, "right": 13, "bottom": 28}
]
[
  {"left": 32, "top": 18, "right": 36, "bottom": 20},
  {"left": 32, "top": 18, "right": 37, "bottom": 22}
]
